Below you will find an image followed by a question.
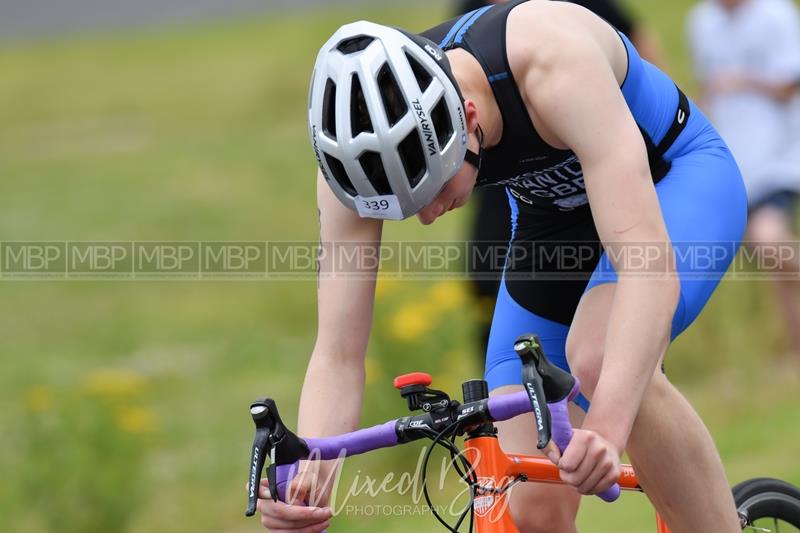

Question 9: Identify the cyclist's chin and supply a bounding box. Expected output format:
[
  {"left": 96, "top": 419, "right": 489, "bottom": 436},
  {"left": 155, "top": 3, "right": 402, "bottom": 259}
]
[
  {"left": 416, "top": 207, "right": 443, "bottom": 226},
  {"left": 417, "top": 197, "right": 468, "bottom": 225}
]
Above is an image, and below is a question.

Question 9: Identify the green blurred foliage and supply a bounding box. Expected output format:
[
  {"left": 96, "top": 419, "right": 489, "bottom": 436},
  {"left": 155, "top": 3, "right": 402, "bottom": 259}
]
[
  {"left": 10, "top": 373, "right": 153, "bottom": 533},
  {"left": 0, "top": 1, "right": 798, "bottom": 532}
]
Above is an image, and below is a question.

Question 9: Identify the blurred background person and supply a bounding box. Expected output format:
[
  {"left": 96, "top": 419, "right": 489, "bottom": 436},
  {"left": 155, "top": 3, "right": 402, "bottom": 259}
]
[
  {"left": 688, "top": 0, "right": 800, "bottom": 359},
  {"left": 459, "top": 0, "right": 666, "bottom": 355}
]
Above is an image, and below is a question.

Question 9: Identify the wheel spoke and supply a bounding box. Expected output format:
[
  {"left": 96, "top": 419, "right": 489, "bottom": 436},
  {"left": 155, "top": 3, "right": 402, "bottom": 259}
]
[
  {"left": 733, "top": 478, "right": 800, "bottom": 532},
  {"left": 747, "top": 517, "right": 800, "bottom": 533}
]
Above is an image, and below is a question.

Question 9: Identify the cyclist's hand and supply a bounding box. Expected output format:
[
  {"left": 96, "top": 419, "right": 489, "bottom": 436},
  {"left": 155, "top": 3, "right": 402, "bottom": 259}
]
[
  {"left": 255, "top": 473, "right": 333, "bottom": 532},
  {"left": 556, "top": 429, "right": 621, "bottom": 496}
]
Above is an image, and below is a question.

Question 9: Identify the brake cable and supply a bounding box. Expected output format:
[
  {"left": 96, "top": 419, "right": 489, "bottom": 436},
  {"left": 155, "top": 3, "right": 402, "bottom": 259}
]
[{"left": 420, "top": 420, "right": 478, "bottom": 533}]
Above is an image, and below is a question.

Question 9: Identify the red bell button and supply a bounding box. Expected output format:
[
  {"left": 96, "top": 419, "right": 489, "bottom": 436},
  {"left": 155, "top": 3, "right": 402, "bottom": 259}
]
[{"left": 393, "top": 372, "right": 433, "bottom": 389}]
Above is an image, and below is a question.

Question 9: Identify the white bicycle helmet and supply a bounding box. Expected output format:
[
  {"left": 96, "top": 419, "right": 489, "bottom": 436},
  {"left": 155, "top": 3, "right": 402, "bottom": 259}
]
[{"left": 308, "top": 21, "right": 477, "bottom": 220}]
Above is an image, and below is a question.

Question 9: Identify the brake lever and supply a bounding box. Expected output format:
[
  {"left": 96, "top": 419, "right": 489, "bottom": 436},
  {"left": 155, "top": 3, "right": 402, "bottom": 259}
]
[
  {"left": 246, "top": 399, "right": 274, "bottom": 516},
  {"left": 515, "top": 335, "right": 551, "bottom": 449},
  {"left": 245, "top": 398, "right": 311, "bottom": 516}
]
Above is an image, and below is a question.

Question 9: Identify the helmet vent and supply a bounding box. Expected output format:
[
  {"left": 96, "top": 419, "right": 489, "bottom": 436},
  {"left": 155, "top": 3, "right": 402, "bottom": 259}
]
[
  {"left": 377, "top": 64, "right": 408, "bottom": 127},
  {"left": 322, "top": 78, "right": 337, "bottom": 140},
  {"left": 337, "top": 36, "right": 375, "bottom": 55},
  {"left": 324, "top": 153, "right": 357, "bottom": 197},
  {"left": 350, "top": 75, "right": 373, "bottom": 137},
  {"left": 398, "top": 131, "right": 426, "bottom": 189},
  {"left": 431, "top": 97, "right": 454, "bottom": 150},
  {"left": 359, "top": 151, "right": 392, "bottom": 195},
  {"left": 406, "top": 52, "right": 432, "bottom": 92}
]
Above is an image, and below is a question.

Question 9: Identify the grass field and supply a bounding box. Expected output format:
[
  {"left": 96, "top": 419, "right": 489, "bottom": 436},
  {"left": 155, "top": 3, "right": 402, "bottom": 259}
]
[{"left": 1, "top": 1, "right": 799, "bottom": 532}]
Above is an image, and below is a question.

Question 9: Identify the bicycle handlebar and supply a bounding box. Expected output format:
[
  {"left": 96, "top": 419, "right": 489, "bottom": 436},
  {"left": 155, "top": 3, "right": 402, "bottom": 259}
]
[
  {"left": 245, "top": 333, "right": 621, "bottom": 520},
  {"left": 303, "top": 420, "right": 399, "bottom": 459},
  {"left": 298, "top": 390, "right": 616, "bottom": 496},
  {"left": 295, "top": 393, "right": 531, "bottom": 461},
  {"left": 246, "top": 392, "right": 619, "bottom": 513}
]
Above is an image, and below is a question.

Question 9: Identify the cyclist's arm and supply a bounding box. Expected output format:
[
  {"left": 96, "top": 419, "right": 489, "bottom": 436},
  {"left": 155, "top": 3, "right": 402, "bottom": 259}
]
[
  {"left": 524, "top": 31, "right": 680, "bottom": 455},
  {"left": 297, "top": 171, "right": 383, "bottom": 491},
  {"left": 257, "top": 174, "right": 381, "bottom": 529}
]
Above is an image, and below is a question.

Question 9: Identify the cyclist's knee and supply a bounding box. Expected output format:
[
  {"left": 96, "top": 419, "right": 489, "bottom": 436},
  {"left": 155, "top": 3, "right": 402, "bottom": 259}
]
[
  {"left": 646, "top": 370, "right": 673, "bottom": 401},
  {"left": 509, "top": 484, "right": 579, "bottom": 533},
  {"left": 565, "top": 339, "right": 603, "bottom": 399}
]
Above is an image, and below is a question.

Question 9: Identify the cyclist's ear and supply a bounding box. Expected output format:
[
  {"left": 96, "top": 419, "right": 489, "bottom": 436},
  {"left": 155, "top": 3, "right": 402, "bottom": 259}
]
[{"left": 464, "top": 99, "right": 480, "bottom": 134}]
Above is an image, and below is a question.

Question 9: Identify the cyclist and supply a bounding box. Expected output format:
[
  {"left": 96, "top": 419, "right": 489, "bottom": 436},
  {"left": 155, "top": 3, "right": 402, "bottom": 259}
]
[
  {"left": 461, "top": 0, "right": 667, "bottom": 362},
  {"left": 257, "top": 1, "right": 746, "bottom": 532}
]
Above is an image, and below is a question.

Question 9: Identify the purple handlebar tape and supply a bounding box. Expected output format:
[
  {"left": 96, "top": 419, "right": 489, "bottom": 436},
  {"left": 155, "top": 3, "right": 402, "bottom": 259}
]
[
  {"left": 272, "top": 385, "right": 619, "bottom": 507},
  {"left": 275, "top": 463, "right": 300, "bottom": 503},
  {"left": 485, "top": 383, "right": 619, "bottom": 502},
  {"left": 304, "top": 420, "right": 399, "bottom": 460},
  {"left": 548, "top": 380, "right": 620, "bottom": 503},
  {"left": 272, "top": 420, "right": 399, "bottom": 507},
  {"left": 485, "top": 390, "right": 532, "bottom": 421},
  {"left": 275, "top": 463, "right": 327, "bottom": 533}
]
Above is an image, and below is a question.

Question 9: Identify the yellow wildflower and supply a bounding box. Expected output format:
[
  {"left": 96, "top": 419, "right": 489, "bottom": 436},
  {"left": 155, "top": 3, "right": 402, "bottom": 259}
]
[
  {"left": 436, "top": 349, "right": 479, "bottom": 394},
  {"left": 24, "top": 385, "right": 53, "bottom": 412},
  {"left": 115, "top": 406, "right": 156, "bottom": 434},
  {"left": 428, "top": 281, "right": 469, "bottom": 312},
  {"left": 389, "top": 302, "right": 435, "bottom": 342},
  {"left": 84, "top": 368, "right": 147, "bottom": 397}
]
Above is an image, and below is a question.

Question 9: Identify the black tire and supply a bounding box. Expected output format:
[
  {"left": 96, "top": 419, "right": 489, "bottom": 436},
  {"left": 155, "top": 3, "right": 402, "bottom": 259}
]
[{"left": 733, "top": 477, "right": 800, "bottom": 530}]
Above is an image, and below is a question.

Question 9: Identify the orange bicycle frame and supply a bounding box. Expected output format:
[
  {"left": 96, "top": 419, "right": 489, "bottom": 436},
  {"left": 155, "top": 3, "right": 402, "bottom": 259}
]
[{"left": 464, "top": 435, "right": 671, "bottom": 533}]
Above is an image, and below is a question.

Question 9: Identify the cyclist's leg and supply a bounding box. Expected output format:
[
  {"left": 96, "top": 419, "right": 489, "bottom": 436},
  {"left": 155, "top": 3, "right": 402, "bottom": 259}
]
[
  {"left": 486, "top": 190, "right": 607, "bottom": 532},
  {"left": 566, "top": 140, "right": 747, "bottom": 532},
  {"left": 487, "top": 280, "right": 580, "bottom": 533},
  {"left": 567, "top": 284, "right": 741, "bottom": 533}
]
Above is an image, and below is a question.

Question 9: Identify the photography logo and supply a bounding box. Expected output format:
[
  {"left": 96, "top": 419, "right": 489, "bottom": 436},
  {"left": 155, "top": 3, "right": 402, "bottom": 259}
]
[{"left": 473, "top": 477, "right": 496, "bottom": 518}]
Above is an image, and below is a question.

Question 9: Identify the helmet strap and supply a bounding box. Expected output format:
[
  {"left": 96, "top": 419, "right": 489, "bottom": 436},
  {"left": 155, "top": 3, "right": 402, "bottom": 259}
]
[{"left": 464, "top": 124, "right": 485, "bottom": 175}]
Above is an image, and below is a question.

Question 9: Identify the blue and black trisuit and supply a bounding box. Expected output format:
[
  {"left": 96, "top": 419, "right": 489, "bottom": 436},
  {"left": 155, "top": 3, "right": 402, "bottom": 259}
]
[{"left": 421, "top": 0, "right": 747, "bottom": 407}]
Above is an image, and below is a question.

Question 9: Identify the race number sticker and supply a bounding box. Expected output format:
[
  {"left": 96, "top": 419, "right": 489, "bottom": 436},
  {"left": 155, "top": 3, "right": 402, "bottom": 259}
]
[{"left": 354, "top": 195, "right": 404, "bottom": 220}]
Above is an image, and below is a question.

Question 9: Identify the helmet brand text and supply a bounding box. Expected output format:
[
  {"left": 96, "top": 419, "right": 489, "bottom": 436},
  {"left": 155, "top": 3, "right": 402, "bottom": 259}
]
[{"left": 411, "top": 99, "right": 438, "bottom": 157}]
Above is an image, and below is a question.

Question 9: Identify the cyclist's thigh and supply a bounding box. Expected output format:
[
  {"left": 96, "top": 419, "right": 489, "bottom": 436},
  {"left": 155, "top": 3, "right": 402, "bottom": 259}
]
[
  {"left": 486, "top": 279, "right": 594, "bottom": 410},
  {"left": 485, "top": 280, "right": 571, "bottom": 384},
  {"left": 486, "top": 193, "right": 600, "bottom": 407}
]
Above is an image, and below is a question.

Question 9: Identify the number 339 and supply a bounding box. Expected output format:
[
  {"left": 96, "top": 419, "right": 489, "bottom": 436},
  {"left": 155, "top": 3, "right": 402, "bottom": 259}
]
[{"left": 361, "top": 199, "right": 390, "bottom": 211}]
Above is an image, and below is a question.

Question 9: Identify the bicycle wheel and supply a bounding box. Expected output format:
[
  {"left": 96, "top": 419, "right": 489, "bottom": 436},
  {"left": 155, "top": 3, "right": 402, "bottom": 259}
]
[{"left": 734, "top": 478, "right": 800, "bottom": 531}]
